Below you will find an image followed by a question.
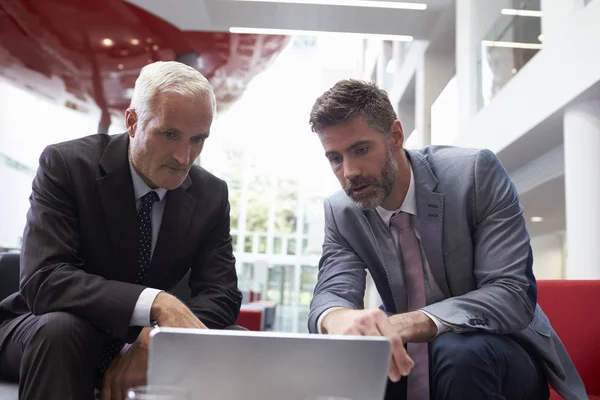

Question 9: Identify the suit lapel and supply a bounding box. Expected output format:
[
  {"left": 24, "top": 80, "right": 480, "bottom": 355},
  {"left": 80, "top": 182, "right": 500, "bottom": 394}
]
[
  {"left": 143, "top": 175, "right": 196, "bottom": 288},
  {"left": 408, "top": 150, "right": 452, "bottom": 298},
  {"left": 96, "top": 134, "right": 139, "bottom": 282},
  {"left": 362, "top": 210, "right": 408, "bottom": 314}
]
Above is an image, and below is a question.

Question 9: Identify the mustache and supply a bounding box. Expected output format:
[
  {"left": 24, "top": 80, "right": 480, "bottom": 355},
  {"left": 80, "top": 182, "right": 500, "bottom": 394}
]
[{"left": 344, "top": 176, "right": 378, "bottom": 192}]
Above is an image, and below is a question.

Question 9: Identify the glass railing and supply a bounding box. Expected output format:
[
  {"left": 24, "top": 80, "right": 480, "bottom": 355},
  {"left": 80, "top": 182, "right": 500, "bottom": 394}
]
[{"left": 478, "top": 0, "right": 543, "bottom": 109}]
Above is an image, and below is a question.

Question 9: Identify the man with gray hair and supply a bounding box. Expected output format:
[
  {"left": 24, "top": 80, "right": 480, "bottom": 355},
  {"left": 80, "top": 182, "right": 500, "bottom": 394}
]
[
  {"left": 308, "top": 79, "right": 585, "bottom": 399},
  {"left": 0, "top": 61, "right": 242, "bottom": 399}
]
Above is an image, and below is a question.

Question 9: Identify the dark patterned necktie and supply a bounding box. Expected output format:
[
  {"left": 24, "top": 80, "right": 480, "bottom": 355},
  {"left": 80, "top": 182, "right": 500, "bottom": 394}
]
[
  {"left": 134, "top": 191, "right": 159, "bottom": 284},
  {"left": 390, "top": 211, "right": 430, "bottom": 400},
  {"left": 97, "top": 190, "right": 160, "bottom": 374}
]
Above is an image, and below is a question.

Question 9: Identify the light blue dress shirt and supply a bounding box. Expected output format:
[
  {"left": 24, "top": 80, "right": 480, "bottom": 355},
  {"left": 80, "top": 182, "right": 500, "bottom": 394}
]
[{"left": 128, "top": 158, "right": 167, "bottom": 327}]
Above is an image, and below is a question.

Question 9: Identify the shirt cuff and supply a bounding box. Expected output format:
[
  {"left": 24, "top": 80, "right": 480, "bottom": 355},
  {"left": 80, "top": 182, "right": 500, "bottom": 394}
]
[
  {"left": 419, "top": 310, "right": 450, "bottom": 339},
  {"left": 317, "top": 307, "right": 344, "bottom": 334},
  {"left": 130, "top": 288, "right": 163, "bottom": 327}
]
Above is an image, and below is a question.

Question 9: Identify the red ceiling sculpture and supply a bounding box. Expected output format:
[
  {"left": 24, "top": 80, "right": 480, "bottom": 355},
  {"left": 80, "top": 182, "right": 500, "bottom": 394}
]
[{"left": 0, "top": 0, "right": 290, "bottom": 127}]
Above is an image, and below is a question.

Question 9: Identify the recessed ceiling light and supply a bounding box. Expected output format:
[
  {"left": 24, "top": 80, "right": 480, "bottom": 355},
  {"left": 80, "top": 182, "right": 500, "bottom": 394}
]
[
  {"left": 101, "top": 38, "right": 114, "bottom": 47},
  {"left": 501, "top": 8, "right": 543, "bottom": 17},
  {"left": 232, "top": 0, "right": 427, "bottom": 10},
  {"left": 531, "top": 216, "right": 544, "bottom": 222},
  {"left": 229, "top": 27, "right": 414, "bottom": 42},
  {"left": 130, "top": 38, "right": 140, "bottom": 45}
]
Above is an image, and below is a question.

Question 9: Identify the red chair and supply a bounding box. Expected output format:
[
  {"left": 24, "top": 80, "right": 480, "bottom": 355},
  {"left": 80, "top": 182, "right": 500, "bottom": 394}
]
[
  {"left": 235, "top": 308, "right": 264, "bottom": 331},
  {"left": 537, "top": 280, "right": 600, "bottom": 399}
]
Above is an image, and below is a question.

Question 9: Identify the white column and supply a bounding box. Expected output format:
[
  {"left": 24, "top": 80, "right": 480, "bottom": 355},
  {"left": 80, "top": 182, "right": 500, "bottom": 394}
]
[
  {"left": 391, "top": 42, "right": 405, "bottom": 77},
  {"left": 376, "top": 41, "right": 391, "bottom": 91},
  {"left": 456, "top": 0, "right": 479, "bottom": 133},
  {"left": 415, "top": 51, "right": 454, "bottom": 147},
  {"left": 564, "top": 99, "right": 600, "bottom": 279}
]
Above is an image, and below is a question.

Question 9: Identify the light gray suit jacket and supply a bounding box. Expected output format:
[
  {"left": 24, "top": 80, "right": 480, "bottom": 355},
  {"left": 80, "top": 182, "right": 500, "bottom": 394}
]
[{"left": 309, "top": 146, "right": 586, "bottom": 400}]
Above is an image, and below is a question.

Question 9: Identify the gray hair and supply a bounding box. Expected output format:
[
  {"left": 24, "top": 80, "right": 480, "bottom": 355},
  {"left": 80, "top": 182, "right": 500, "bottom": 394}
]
[
  {"left": 309, "top": 79, "right": 397, "bottom": 137},
  {"left": 130, "top": 61, "right": 217, "bottom": 124}
]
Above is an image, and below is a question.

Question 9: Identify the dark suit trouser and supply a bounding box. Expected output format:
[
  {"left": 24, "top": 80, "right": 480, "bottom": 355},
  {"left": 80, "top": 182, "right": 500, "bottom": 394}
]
[
  {"left": 0, "top": 312, "right": 107, "bottom": 400},
  {"left": 0, "top": 312, "right": 248, "bottom": 400},
  {"left": 385, "top": 331, "right": 550, "bottom": 400}
]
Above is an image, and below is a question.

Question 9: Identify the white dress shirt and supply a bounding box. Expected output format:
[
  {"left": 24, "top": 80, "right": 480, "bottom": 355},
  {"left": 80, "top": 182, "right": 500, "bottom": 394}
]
[
  {"left": 318, "top": 164, "right": 451, "bottom": 338},
  {"left": 128, "top": 159, "right": 167, "bottom": 327}
]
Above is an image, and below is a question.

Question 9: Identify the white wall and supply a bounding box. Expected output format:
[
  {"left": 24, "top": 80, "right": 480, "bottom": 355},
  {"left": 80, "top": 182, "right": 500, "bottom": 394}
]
[
  {"left": 0, "top": 79, "right": 125, "bottom": 168},
  {"left": 431, "top": 76, "right": 458, "bottom": 145},
  {"left": 454, "top": 0, "right": 600, "bottom": 153},
  {"left": 0, "top": 79, "right": 124, "bottom": 249},
  {"left": 531, "top": 232, "right": 565, "bottom": 280},
  {"left": 0, "top": 161, "right": 33, "bottom": 249}
]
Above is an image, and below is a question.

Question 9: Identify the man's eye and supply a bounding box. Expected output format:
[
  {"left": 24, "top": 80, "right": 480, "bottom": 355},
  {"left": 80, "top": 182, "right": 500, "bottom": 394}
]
[
  {"left": 356, "top": 146, "right": 368, "bottom": 155},
  {"left": 163, "top": 131, "right": 175, "bottom": 139},
  {"left": 191, "top": 136, "right": 205, "bottom": 144},
  {"left": 329, "top": 156, "right": 342, "bottom": 165}
]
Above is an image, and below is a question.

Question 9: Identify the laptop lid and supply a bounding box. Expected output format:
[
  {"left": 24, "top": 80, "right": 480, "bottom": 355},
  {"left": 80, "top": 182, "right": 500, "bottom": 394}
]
[{"left": 147, "top": 327, "right": 391, "bottom": 400}]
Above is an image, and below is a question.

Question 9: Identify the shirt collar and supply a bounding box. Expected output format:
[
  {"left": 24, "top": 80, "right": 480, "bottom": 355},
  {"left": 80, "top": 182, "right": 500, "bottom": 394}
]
[
  {"left": 128, "top": 156, "right": 168, "bottom": 202},
  {"left": 376, "top": 161, "right": 417, "bottom": 226}
]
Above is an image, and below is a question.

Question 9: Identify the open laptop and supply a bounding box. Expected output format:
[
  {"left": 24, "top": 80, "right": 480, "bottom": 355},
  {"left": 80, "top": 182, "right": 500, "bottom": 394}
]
[{"left": 147, "top": 327, "right": 392, "bottom": 400}]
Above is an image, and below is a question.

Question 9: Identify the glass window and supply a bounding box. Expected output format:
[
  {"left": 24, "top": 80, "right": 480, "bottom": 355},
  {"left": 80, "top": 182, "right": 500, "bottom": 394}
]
[
  {"left": 274, "top": 178, "right": 299, "bottom": 234},
  {"left": 478, "top": 0, "right": 542, "bottom": 109},
  {"left": 300, "top": 265, "right": 318, "bottom": 306},
  {"left": 258, "top": 235, "right": 267, "bottom": 254},
  {"left": 287, "top": 238, "right": 297, "bottom": 255},
  {"left": 244, "top": 236, "right": 253, "bottom": 253},
  {"left": 273, "top": 237, "right": 283, "bottom": 255},
  {"left": 266, "top": 264, "right": 294, "bottom": 305}
]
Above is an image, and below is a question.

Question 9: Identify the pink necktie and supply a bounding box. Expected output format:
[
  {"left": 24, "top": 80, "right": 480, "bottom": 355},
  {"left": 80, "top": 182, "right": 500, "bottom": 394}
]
[{"left": 390, "top": 211, "right": 430, "bottom": 400}]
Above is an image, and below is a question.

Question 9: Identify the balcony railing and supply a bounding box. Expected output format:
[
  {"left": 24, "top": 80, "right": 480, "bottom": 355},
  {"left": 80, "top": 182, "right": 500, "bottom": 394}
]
[{"left": 478, "top": 0, "right": 543, "bottom": 109}]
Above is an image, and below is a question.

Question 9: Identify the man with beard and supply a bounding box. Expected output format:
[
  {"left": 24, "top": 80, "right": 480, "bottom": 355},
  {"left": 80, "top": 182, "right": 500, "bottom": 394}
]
[
  {"left": 0, "top": 61, "right": 242, "bottom": 399},
  {"left": 307, "top": 79, "right": 585, "bottom": 400}
]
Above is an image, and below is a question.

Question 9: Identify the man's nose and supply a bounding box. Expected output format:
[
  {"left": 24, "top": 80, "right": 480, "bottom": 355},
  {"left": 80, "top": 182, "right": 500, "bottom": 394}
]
[
  {"left": 343, "top": 159, "right": 361, "bottom": 181},
  {"left": 172, "top": 143, "right": 191, "bottom": 165}
]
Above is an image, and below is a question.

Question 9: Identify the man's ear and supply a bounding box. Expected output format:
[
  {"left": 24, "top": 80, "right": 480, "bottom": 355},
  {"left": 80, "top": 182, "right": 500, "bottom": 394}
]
[
  {"left": 125, "top": 108, "right": 138, "bottom": 137},
  {"left": 389, "top": 120, "right": 405, "bottom": 150}
]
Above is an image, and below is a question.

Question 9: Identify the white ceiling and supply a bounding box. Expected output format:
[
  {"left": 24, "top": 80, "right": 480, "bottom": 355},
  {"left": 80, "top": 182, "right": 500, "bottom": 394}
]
[{"left": 125, "top": 0, "right": 453, "bottom": 39}]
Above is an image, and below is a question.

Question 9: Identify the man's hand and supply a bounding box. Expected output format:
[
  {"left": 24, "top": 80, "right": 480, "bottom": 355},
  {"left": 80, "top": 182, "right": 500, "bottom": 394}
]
[
  {"left": 321, "top": 308, "right": 414, "bottom": 382},
  {"left": 100, "top": 293, "right": 207, "bottom": 399},
  {"left": 101, "top": 332, "right": 150, "bottom": 400},
  {"left": 150, "top": 292, "right": 207, "bottom": 329}
]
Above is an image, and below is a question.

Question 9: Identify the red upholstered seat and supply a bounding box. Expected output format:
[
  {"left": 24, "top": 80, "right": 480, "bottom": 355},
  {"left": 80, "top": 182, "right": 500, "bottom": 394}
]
[{"left": 538, "top": 280, "right": 600, "bottom": 398}]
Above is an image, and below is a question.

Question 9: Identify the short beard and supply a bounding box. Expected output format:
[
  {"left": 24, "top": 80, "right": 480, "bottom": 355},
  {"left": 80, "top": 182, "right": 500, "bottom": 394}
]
[{"left": 344, "top": 146, "right": 398, "bottom": 210}]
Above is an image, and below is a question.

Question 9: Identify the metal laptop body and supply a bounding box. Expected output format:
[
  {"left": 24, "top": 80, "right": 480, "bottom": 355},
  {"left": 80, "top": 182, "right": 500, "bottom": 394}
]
[{"left": 147, "top": 327, "right": 392, "bottom": 400}]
